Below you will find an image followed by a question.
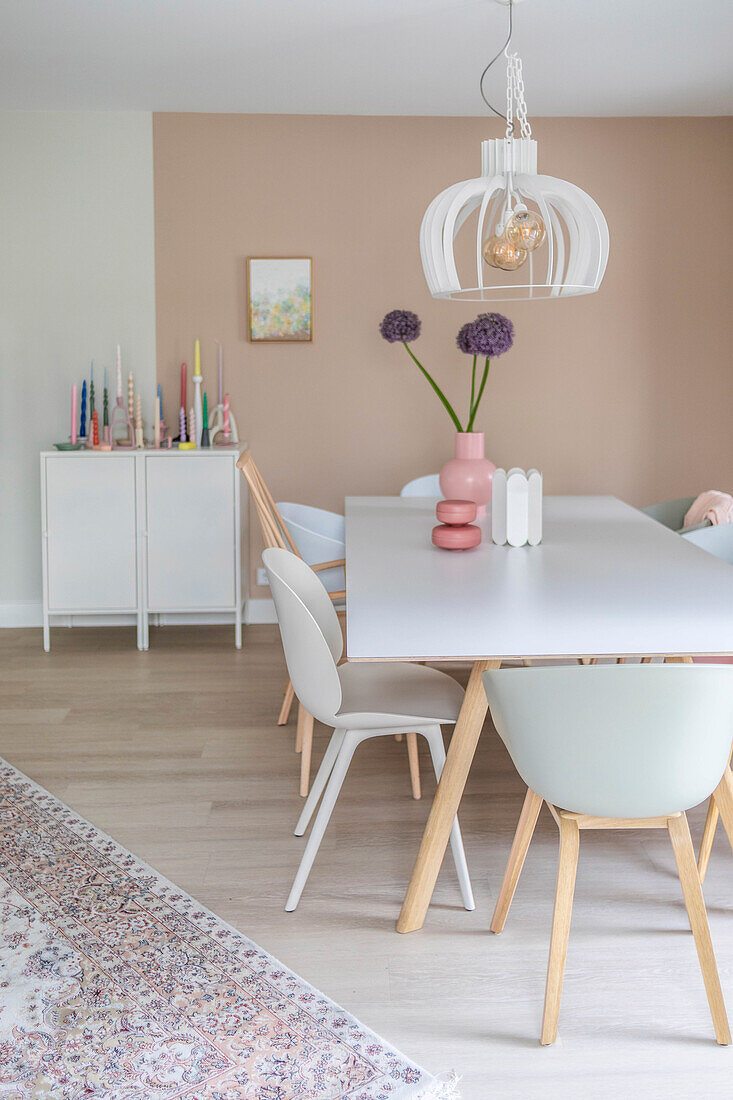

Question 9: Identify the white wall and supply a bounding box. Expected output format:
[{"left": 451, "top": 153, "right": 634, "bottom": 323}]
[{"left": 0, "top": 112, "right": 157, "bottom": 622}]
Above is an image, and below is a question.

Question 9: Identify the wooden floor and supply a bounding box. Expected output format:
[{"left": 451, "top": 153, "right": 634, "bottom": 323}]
[{"left": 2, "top": 625, "right": 732, "bottom": 1098}]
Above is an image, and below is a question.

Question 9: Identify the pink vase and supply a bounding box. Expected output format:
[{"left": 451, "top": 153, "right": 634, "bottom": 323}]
[{"left": 439, "top": 432, "right": 496, "bottom": 517}]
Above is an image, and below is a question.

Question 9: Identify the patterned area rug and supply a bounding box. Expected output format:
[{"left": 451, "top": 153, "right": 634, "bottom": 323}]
[{"left": 0, "top": 759, "right": 458, "bottom": 1099}]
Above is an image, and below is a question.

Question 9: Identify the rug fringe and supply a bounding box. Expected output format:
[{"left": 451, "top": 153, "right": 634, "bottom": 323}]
[{"left": 415, "top": 1070, "right": 461, "bottom": 1099}]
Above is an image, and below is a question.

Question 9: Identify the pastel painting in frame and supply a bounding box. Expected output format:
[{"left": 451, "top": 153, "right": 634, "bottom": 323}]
[{"left": 248, "top": 257, "right": 312, "bottom": 342}]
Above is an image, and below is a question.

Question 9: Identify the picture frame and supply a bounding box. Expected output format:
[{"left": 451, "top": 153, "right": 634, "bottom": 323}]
[{"left": 247, "top": 257, "right": 313, "bottom": 342}]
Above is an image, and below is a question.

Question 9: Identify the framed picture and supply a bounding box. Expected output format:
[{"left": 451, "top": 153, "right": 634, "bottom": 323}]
[{"left": 247, "top": 257, "right": 313, "bottom": 342}]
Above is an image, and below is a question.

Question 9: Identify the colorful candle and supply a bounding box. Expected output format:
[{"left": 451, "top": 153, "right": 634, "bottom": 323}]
[
  {"left": 80, "top": 380, "right": 87, "bottom": 438},
  {"left": 179, "top": 406, "right": 186, "bottom": 442},
  {"left": 180, "top": 362, "right": 187, "bottom": 409},
  {"left": 71, "top": 384, "right": 77, "bottom": 444},
  {"left": 154, "top": 396, "right": 161, "bottom": 448},
  {"left": 89, "top": 361, "right": 95, "bottom": 419},
  {"left": 127, "top": 372, "right": 134, "bottom": 424},
  {"left": 135, "top": 393, "right": 142, "bottom": 430},
  {"left": 103, "top": 384, "right": 109, "bottom": 428},
  {"left": 223, "top": 393, "right": 230, "bottom": 436},
  {"left": 92, "top": 409, "right": 99, "bottom": 446},
  {"left": 194, "top": 339, "right": 201, "bottom": 377},
  {"left": 188, "top": 406, "right": 196, "bottom": 446},
  {"left": 217, "top": 343, "right": 223, "bottom": 406},
  {"left": 116, "top": 345, "right": 122, "bottom": 399},
  {"left": 157, "top": 383, "right": 162, "bottom": 418}
]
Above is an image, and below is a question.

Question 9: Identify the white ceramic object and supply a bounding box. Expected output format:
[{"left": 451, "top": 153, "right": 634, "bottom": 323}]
[
  {"left": 491, "top": 467, "right": 541, "bottom": 546},
  {"left": 527, "top": 469, "right": 543, "bottom": 546},
  {"left": 506, "top": 467, "right": 529, "bottom": 547}
]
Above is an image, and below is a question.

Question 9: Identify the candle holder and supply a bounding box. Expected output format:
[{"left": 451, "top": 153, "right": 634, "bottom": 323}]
[
  {"left": 210, "top": 404, "right": 240, "bottom": 445},
  {"left": 110, "top": 397, "right": 134, "bottom": 449}
]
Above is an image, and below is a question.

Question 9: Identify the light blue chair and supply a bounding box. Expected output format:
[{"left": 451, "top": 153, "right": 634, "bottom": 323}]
[
  {"left": 641, "top": 495, "right": 697, "bottom": 532},
  {"left": 681, "top": 522, "right": 733, "bottom": 879},
  {"left": 682, "top": 521, "right": 733, "bottom": 564},
  {"left": 277, "top": 501, "right": 346, "bottom": 597},
  {"left": 483, "top": 663, "right": 733, "bottom": 1046},
  {"left": 400, "top": 474, "right": 441, "bottom": 498}
]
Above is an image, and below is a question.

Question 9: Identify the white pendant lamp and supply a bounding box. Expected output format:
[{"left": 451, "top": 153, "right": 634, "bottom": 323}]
[{"left": 420, "top": 0, "right": 609, "bottom": 302}]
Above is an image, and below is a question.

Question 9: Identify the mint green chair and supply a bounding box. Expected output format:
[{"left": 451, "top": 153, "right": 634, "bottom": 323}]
[
  {"left": 483, "top": 663, "right": 733, "bottom": 1046},
  {"left": 641, "top": 496, "right": 696, "bottom": 532}
]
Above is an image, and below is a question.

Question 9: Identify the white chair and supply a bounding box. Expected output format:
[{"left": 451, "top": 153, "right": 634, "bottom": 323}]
[
  {"left": 400, "top": 474, "right": 441, "bottom": 497},
  {"left": 483, "top": 663, "right": 733, "bottom": 1046},
  {"left": 263, "top": 546, "right": 475, "bottom": 913}
]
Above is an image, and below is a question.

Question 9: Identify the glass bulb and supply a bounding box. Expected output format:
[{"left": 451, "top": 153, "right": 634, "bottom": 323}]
[
  {"left": 482, "top": 234, "right": 528, "bottom": 271},
  {"left": 505, "top": 209, "right": 546, "bottom": 252}
]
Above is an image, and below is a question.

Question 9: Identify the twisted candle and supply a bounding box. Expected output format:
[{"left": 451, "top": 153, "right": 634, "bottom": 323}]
[
  {"left": 188, "top": 406, "right": 196, "bottom": 446},
  {"left": 179, "top": 406, "right": 186, "bottom": 442},
  {"left": 89, "top": 361, "right": 95, "bottom": 419},
  {"left": 127, "top": 372, "right": 134, "bottom": 424},
  {"left": 135, "top": 393, "right": 142, "bottom": 430},
  {"left": 223, "top": 393, "right": 230, "bottom": 437},
  {"left": 80, "top": 380, "right": 87, "bottom": 438},
  {"left": 71, "top": 384, "right": 77, "bottom": 445},
  {"left": 92, "top": 410, "right": 99, "bottom": 446},
  {"left": 154, "top": 396, "right": 161, "bottom": 448}
]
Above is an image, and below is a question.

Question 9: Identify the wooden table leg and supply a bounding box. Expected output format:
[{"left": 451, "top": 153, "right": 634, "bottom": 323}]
[{"left": 397, "top": 658, "right": 498, "bottom": 933}]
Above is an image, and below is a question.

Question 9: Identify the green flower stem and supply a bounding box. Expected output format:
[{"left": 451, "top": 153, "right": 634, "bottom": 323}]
[
  {"left": 469, "top": 355, "right": 476, "bottom": 426},
  {"left": 403, "top": 343, "right": 464, "bottom": 433},
  {"left": 467, "top": 358, "right": 491, "bottom": 431}
]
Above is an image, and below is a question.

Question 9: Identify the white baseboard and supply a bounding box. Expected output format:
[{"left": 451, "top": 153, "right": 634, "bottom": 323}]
[
  {"left": 0, "top": 599, "right": 278, "bottom": 629},
  {"left": 243, "top": 598, "right": 277, "bottom": 624}
]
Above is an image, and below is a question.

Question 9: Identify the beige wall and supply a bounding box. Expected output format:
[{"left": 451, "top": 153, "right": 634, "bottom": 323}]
[{"left": 153, "top": 114, "right": 733, "bottom": 597}]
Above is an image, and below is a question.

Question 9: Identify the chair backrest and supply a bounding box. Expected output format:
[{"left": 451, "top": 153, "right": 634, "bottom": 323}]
[
  {"left": 400, "top": 474, "right": 442, "bottom": 498},
  {"left": 641, "top": 496, "right": 695, "bottom": 532},
  {"left": 236, "top": 449, "right": 301, "bottom": 554},
  {"left": 263, "top": 547, "right": 343, "bottom": 724},
  {"left": 276, "top": 502, "right": 345, "bottom": 564},
  {"left": 682, "top": 523, "right": 733, "bottom": 564},
  {"left": 483, "top": 664, "right": 733, "bottom": 818}
]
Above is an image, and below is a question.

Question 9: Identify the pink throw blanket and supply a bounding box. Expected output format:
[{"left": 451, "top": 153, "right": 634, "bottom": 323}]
[{"left": 683, "top": 490, "right": 733, "bottom": 529}]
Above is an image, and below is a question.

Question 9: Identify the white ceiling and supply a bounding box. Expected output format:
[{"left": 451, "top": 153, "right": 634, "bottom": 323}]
[{"left": 1, "top": 0, "right": 732, "bottom": 116}]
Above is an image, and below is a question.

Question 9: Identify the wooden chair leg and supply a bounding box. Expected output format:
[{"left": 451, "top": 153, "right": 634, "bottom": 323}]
[
  {"left": 579, "top": 657, "right": 597, "bottom": 665},
  {"left": 406, "top": 732, "right": 421, "bottom": 800},
  {"left": 711, "top": 767, "right": 733, "bottom": 854},
  {"left": 667, "top": 812, "right": 730, "bottom": 1045},
  {"left": 699, "top": 749, "right": 733, "bottom": 880},
  {"left": 641, "top": 656, "right": 652, "bottom": 663},
  {"left": 698, "top": 797, "right": 720, "bottom": 882},
  {"left": 278, "top": 679, "right": 295, "bottom": 726},
  {"left": 299, "top": 710, "right": 314, "bottom": 797},
  {"left": 491, "top": 788, "right": 543, "bottom": 933},
  {"left": 394, "top": 734, "right": 403, "bottom": 742},
  {"left": 541, "top": 813, "right": 580, "bottom": 1045},
  {"left": 296, "top": 703, "right": 309, "bottom": 753}
]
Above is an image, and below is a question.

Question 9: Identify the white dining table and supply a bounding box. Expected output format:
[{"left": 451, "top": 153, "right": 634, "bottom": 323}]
[{"left": 345, "top": 495, "right": 733, "bottom": 933}]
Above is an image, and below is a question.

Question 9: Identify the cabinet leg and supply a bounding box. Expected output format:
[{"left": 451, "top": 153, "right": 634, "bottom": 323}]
[{"left": 43, "top": 615, "right": 50, "bottom": 652}]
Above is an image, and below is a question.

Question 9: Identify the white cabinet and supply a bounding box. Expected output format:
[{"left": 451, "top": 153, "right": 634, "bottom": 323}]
[{"left": 40, "top": 450, "right": 246, "bottom": 651}]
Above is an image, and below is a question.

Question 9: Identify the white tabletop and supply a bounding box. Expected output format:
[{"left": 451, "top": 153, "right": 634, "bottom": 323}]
[{"left": 345, "top": 495, "right": 733, "bottom": 661}]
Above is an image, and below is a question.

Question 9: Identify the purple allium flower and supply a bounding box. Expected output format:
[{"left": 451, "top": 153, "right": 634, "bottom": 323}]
[
  {"left": 379, "top": 309, "right": 421, "bottom": 344},
  {"left": 456, "top": 312, "right": 514, "bottom": 358}
]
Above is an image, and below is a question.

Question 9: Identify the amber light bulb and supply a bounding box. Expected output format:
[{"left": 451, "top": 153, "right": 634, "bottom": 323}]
[
  {"left": 505, "top": 207, "right": 546, "bottom": 252},
  {"left": 482, "top": 233, "right": 528, "bottom": 271}
]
